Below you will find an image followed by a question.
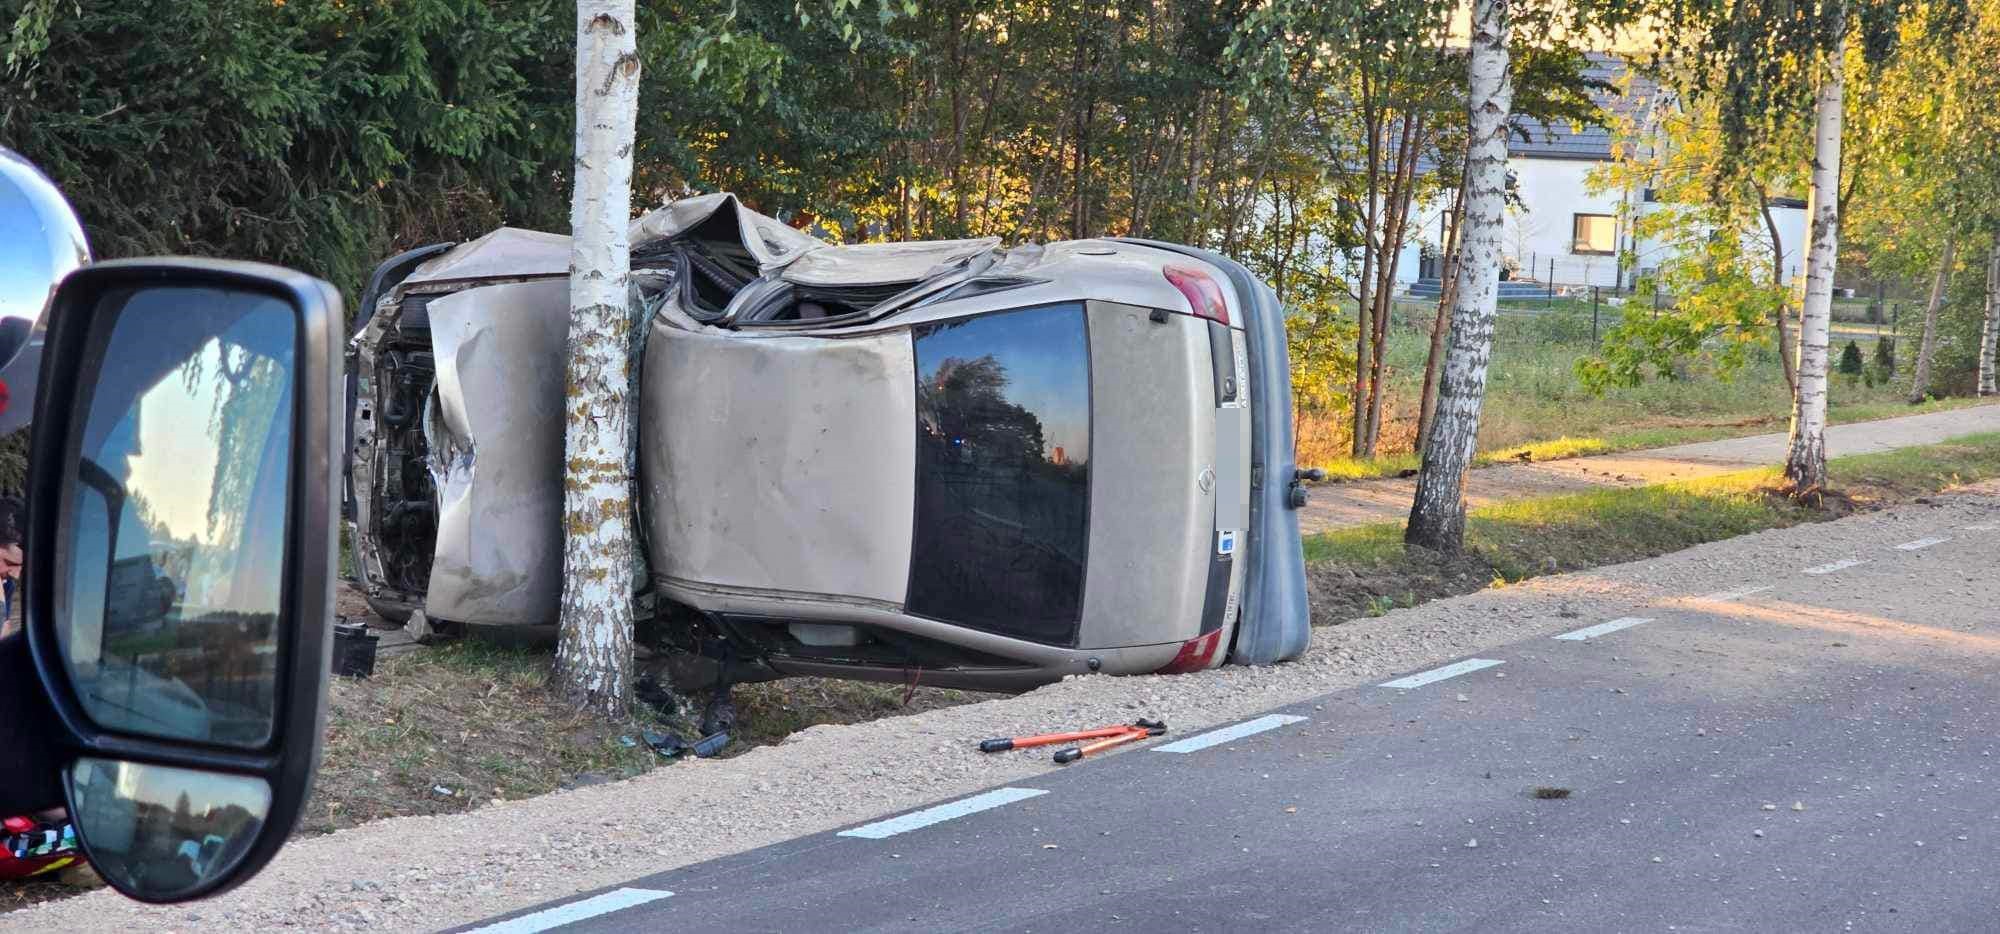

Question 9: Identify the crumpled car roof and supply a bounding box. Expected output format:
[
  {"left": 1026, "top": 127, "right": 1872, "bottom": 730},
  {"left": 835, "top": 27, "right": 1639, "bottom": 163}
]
[
  {"left": 397, "top": 193, "right": 1006, "bottom": 295},
  {"left": 628, "top": 192, "right": 822, "bottom": 271},
  {"left": 400, "top": 227, "right": 570, "bottom": 289},
  {"left": 780, "top": 237, "right": 1001, "bottom": 288}
]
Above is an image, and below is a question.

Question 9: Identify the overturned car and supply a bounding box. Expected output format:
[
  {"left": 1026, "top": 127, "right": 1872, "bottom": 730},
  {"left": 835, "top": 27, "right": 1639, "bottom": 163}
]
[{"left": 347, "top": 195, "right": 1313, "bottom": 692}]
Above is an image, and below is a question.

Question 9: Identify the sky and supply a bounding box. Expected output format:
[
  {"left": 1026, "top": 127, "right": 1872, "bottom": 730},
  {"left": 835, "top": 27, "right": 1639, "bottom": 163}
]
[{"left": 124, "top": 341, "right": 228, "bottom": 545}]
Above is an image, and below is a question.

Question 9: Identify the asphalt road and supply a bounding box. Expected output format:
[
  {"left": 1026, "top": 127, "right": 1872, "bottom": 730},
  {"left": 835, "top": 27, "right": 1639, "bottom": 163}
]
[{"left": 462, "top": 519, "right": 2000, "bottom": 933}]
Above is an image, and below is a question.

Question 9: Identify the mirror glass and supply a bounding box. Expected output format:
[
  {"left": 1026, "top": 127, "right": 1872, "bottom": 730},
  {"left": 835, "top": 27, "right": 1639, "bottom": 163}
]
[
  {"left": 67, "top": 757, "right": 270, "bottom": 901},
  {"left": 58, "top": 285, "right": 296, "bottom": 747}
]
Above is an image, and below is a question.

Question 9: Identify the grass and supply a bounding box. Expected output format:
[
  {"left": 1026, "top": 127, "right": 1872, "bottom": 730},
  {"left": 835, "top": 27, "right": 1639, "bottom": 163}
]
[
  {"left": 1302, "top": 432, "right": 2000, "bottom": 624},
  {"left": 311, "top": 641, "right": 679, "bottom": 833},
  {"left": 308, "top": 634, "right": 997, "bottom": 836},
  {"left": 1303, "top": 302, "right": 1991, "bottom": 480}
]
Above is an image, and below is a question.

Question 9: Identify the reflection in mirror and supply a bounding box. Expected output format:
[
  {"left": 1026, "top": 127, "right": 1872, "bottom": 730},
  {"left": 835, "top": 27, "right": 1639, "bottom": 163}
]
[
  {"left": 67, "top": 757, "right": 270, "bottom": 901},
  {"left": 59, "top": 286, "right": 295, "bottom": 747}
]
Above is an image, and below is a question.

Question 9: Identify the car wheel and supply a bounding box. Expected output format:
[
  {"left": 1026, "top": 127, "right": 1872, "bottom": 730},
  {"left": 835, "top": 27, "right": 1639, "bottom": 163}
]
[{"left": 363, "top": 595, "right": 415, "bottom": 624}]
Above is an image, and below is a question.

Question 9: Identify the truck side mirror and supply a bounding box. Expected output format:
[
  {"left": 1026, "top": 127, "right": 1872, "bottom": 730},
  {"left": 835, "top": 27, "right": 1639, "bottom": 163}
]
[{"left": 23, "top": 258, "right": 341, "bottom": 902}]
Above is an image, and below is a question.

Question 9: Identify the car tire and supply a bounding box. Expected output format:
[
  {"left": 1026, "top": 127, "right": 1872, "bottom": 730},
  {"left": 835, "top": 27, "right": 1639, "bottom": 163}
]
[{"left": 363, "top": 595, "right": 415, "bottom": 624}]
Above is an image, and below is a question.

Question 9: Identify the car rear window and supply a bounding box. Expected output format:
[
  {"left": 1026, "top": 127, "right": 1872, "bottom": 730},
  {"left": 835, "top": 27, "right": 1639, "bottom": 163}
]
[{"left": 907, "top": 303, "right": 1090, "bottom": 645}]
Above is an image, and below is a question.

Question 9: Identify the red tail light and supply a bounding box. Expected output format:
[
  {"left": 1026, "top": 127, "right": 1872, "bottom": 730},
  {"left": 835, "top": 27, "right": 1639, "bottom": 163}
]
[
  {"left": 1155, "top": 629, "right": 1224, "bottom": 674},
  {"left": 1163, "top": 264, "right": 1229, "bottom": 326}
]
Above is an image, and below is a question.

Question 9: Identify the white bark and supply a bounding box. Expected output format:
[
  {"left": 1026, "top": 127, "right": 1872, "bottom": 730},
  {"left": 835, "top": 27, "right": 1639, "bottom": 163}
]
[
  {"left": 556, "top": 0, "right": 639, "bottom": 720},
  {"left": 1784, "top": 42, "right": 1844, "bottom": 497},
  {"left": 1980, "top": 244, "right": 1999, "bottom": 397},
  {"left": 1406, "top": 0, "right": 1511, "bottom": 552},
  {"left": 1907, "top": 237, "right": 1955, "bottom": 404}
]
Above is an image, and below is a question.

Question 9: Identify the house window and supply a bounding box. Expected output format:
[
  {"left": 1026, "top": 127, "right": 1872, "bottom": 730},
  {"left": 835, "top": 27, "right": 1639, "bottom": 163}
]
[{"left": 1572, "top": 213, "right": 1617, "bottom": 255}]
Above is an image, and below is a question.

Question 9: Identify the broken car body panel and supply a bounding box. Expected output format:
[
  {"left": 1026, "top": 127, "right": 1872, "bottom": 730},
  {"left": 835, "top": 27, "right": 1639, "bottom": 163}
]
[
  {"left": 423, "top": 279, "right": 570, "bottom": 624},
  {"left": 347, "top": 196, "right": 1310, "bottom": 690},
  {"left": 347, "top": 230, "right": 569, "bottom": 624}
]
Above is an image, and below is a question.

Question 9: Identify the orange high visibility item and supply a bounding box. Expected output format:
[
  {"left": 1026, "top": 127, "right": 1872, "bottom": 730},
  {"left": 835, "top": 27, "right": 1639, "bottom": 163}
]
[{"left": 977, "top": 719, "right": 1167, "bottom": 764}]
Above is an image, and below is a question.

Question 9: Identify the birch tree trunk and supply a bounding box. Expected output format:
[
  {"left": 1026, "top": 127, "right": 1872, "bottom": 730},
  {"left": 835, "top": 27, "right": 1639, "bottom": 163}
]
[
  {"left": 1982, "top": 244, "right": 2000, "bottom": 396},
  {"left": 555, "top": 0, "right": 639, "bottom": 720},
  {"left": 1417, "top": 159, "right": 1471, "bottom": 451},
  {"left": 1784, "top": 41, "right": 1844, "bottom": 497},
  {"left": 1907, "top": 237, "right": 1955, "bottom": 404},
  {"left": 1405, "top": 0, "right": 1511, "bottom": 552}
]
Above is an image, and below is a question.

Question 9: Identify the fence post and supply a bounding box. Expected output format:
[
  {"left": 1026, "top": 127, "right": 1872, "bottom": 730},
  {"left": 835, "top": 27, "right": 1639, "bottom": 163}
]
[
  {"left": 1547, "top": 258, "right": 1556, "bottom": 304},
  {"left": 1592, "top": 286, "right": 1600, "bottom": 340}
]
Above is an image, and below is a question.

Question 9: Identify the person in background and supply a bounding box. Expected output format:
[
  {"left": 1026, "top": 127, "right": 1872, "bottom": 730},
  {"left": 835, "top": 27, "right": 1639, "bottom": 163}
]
[{"left": 0, "top": 495, "right": 21, "bottom": 639}]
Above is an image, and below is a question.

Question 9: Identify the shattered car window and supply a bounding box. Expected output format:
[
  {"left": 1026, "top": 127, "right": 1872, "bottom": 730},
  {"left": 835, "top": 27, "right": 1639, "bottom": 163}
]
[{"left": 907, "top": 303, "right": 1090, "bottom": 646}]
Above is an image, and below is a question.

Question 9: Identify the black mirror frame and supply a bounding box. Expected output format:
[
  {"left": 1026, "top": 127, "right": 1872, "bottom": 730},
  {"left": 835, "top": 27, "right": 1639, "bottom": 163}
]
[{"left": 22, "top": 257, "right": 342, "bottom": 903}]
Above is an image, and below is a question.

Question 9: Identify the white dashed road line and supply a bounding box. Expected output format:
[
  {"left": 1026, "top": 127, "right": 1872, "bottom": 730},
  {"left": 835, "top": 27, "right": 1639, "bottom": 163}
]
[
  {"left": 837, "top": 787, "right": 1047, "bottom": 840},
  {"left": 1699, "top": 584, "right": 1772, "bottom": 602},
  {"left": 1152, "top": 714, "right": 1308, "bottom": 754},
  {"left": 464, "top": 888, "right": 673, "bottom": 934},
  {"left": 1803, "top": 558, "right": 1870, "bottom": 575},
  {"left": 1962, "top": 522, "right": 2000, "bottom": 531},
  {"left": 1896, "top": 536, "right": 1950, "bottom": 551},
  {"left": 1553, "top": 617, "right": 1654, "bottom": 641},
  {"left": 1380, "top": 658, "right": 1504, "bottom": 690}
]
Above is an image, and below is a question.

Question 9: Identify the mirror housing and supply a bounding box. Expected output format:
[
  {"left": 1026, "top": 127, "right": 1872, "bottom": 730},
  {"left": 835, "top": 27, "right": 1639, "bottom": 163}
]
[
  {"left": 23, "top": 258, "right": 341, "bottom": 902},
  {"left": 0, "top": 149, "right": 91, "bottom": 436}
]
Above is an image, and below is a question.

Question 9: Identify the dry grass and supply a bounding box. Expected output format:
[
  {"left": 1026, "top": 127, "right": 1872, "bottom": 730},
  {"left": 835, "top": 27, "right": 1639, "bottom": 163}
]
[
  {"left": 1303, "top": 433, "right": 2000, "bottom": 624},
  {"left": 308, "top": 642, "right": 998, "bottom": 835}
]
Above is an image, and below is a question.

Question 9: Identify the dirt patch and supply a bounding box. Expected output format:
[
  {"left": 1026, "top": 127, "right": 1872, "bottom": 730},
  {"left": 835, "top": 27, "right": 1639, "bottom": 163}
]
[
  {"left": 0, "top": 877, "right": 87, "bottom": 914},
  {"left": 1306, "top": 548, "right": 1494, "bottom": 624},
  {"left": 733, "top": 678, "right": 1002, "bottom": 747},
  {"left": 332, "top": 583, "right": 375, "bottom": 621}
]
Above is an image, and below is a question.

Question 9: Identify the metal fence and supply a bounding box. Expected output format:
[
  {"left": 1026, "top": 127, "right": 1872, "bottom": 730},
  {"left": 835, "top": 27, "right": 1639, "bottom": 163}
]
[{"left": 1392, "top": 282, "right": 1915, "bottom": 361}]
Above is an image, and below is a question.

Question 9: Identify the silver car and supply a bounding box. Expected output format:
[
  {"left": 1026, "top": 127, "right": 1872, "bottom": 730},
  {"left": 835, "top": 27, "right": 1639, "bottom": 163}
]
[{"left": 348, "top": 195, "right": 1312, "bottom": 692}]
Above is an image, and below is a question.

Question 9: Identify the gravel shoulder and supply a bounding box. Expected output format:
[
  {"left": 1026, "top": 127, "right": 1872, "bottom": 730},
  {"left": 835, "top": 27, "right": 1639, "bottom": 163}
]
[
  {"left": 1300, "top": 403, "right": 2000, "bottom": 532},
  {"left": 13, "top": 483, "right": 2000, "bottom": 932}
]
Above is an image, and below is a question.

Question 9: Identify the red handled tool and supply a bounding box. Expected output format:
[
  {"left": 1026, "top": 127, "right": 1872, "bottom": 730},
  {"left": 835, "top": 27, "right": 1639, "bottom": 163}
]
[{"left": 977, "top": 718, "right": 1167, "bottom": 764}]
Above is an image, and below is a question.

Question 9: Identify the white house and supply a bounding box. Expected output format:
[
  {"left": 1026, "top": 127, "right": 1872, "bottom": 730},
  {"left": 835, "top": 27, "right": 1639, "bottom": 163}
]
[{"left": 1395, "top": 55, "right": 1810, "bottom": 295}]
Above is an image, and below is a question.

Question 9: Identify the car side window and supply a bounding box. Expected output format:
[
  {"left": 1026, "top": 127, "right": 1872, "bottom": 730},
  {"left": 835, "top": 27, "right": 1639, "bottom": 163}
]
[{"left": 907, "top": 303, "right": 1091, "bottom": 645}]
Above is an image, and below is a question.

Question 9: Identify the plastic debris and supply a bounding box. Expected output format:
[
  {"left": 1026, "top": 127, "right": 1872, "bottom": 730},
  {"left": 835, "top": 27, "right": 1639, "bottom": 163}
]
[
  {"left": 692, "top": 731, "right": 731, "bottom": 758},
  {"left": 643, "top": 730, "right": 690, "bottom": 758}
]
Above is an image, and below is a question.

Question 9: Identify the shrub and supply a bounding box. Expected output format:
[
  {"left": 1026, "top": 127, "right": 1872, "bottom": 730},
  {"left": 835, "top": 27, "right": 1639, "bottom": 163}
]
[
  {"left": 1874, "top": 335, "right": 1896, "bottom": 375},
  {"left": 1839, "top": 340, "right": 1866, "bottom": 377}
]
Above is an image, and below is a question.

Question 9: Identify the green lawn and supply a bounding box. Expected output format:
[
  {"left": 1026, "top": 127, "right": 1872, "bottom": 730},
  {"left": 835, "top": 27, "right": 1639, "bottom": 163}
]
[
  {"left": 1301, "top": 302, "right": 1983, "bottom": 477},
  {"left": 1302, "top": 432, "right": 2000, "bottom": 623}
]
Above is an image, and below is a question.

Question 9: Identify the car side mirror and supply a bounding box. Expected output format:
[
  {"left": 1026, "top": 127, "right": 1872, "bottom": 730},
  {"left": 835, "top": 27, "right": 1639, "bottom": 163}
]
[{"left": 23, "top": 258, "right": 341, "bottom": 902}]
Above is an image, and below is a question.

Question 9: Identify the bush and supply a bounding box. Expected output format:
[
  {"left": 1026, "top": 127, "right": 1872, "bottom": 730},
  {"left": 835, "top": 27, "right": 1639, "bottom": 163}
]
[
  {"left": 1874, "top": 335, "right": 1897, "bottom": 376},
  {"left": 1839, "top": 340, "right": 1866, "bottom": 377}
]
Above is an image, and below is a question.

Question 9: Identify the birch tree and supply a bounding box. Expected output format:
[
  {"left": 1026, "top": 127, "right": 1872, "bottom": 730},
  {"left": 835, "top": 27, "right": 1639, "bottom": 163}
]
[
  {"left": 1404, "top": 0, "right": 1512, "bottom": 552},
  {"left": 1984, "top": 245, "right": 2000, "bottom": 396},
  {"left": 555, "top": 0, "right": 640, "bottom": 719},
  {"left": 1905, "top": 237, "right": 1956, "bottom": 403},
  {"left": 1784, "top": 40, "right": 1844, "bottom": 495}
]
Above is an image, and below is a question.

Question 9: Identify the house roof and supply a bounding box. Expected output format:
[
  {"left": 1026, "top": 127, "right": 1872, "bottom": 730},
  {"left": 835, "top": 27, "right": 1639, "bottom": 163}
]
[{"left": 1509, "top": 54, "right": 1656, "bottom": 163}]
